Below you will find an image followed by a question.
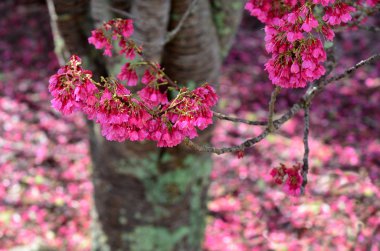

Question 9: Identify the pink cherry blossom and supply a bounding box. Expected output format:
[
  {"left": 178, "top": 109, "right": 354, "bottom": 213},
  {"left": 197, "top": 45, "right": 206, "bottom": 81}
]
[
  {"left": 323, "top": 3, "right": 356, "bottom": 26},
  {"left": 117, "top": 63, "right": 138, "bottom": 86}
]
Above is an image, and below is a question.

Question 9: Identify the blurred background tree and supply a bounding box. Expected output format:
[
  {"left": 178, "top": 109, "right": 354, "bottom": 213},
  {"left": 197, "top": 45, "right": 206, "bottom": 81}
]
[{"left": 47, "top": 0, "right": 244, "bottom": 250}]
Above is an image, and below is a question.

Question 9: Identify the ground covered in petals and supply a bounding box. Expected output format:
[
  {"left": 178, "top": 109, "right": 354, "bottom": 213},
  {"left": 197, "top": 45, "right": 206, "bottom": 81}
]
[
  {"left": 0, "top": 3, "right": 91, "bottom": 250},
  {"left": 0, "top": 2, "right": 379, "bottom": 251},
  {"left": 205, "top": 16, "right": 380, "bottom": 251}
]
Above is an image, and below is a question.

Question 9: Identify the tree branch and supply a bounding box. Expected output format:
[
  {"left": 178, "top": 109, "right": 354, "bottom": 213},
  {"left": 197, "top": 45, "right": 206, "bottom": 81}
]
[
  {"left": 107, "top": 6, "right": 135, "bottom": 19},
  {"left": 184, "top": 53, "right": 380, "bottom": 155},
  {"left": 212, "top": 111, "right": 267, "bottom": 126},
  {"left": 324, "top": 54, "right": 380, "bottom": 85},
  {"left": 357, "top": 25, "right": 380, "bottom": 33},
  {"left": 108, "top": 0, "right": 198, "bottom": 47},
  {"left": 267, "top": 86, "right": 281, "bottom": 132},
  {"left": 301, "top": 105, "right": 310, "bottom": 194}
]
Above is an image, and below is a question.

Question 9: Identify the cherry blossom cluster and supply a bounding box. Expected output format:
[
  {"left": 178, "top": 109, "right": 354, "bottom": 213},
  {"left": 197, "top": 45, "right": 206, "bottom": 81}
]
[
  {"left": 88, "top": 19, "right": 134, "bottom": 58},
  {"left": 246, "top": 0, "right": 360, "bottom": 88},
  {"left": 270, "top": 163, "right": 303, "bottom": 196},
  {"left": 49, "top": 19, "right": 218, "bottom": 147}
]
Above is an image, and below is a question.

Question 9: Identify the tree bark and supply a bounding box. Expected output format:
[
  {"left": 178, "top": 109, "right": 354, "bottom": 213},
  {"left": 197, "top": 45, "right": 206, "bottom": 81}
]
[{"left": 48, "top": 0, "right": 244, "bottom": 250}]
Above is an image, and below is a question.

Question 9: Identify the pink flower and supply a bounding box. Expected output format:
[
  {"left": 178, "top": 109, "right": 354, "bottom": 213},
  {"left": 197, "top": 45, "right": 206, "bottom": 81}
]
[
  {"left": 245, "top": 0, "right": 274, "bottom": 24},
  {"left": 322, "top": 25, "right": 335, "bottom": 40},
  {"left": 301, "top": 14, "right": 319, "bottom": 32},
  {"left": 89, "top": 19, "right": 136, "bottom": 59},
  {"left": 287, "top": 12, "right": 297, "bottom": 24},
  {"left": 49, "top": 55, "right": 97, "bottom": 115},
  {"left": 265, "top": 37, "right": 326, "bottom": 88},
  {"left": 141, "top": 70, "right": 156, "bottom": 85},
  {"left": 323, "top": 3, "right": 356, "bottom": 26},
  {"left": 118, "top": 39, "right": 136, "bottom": 60},
  {"left": 245, "top": 0, "right": 297, "bottom": 24},
  {"left": 236, "top": 151, "right": 245, "bottom": 159},
  {"left": 109, "top": 19, "right": 134, "bottom": 39},
  {"left": 270, "top": 163, "right": 303, "bottom": 196},
  {"left": 116, "top": 82, "right": 131, "bottom": 97},
  {"left": 270, "top": 164, "right": 287, "bottom": 185},
  {"left": 284, "top": 164, "right": 303, "bottom": 196},
  {"left": 117, "top": 63, "right": 138, "bottom": 86},
  {"left": 192, "top": 84, "right": 218, "bottom": 107},
  {"left": 74, "top": 79, "right": 99, "bottom": 119},
  {"left": 96, "top": 89, "right": 130, "bottom": 125},
  {"left": 290, "top": 61, "right": 300, "bottom": 74},
  {"left": 138, "top": 86, "right": 168, "bottom": 107},
  {"left": 286, "top": 31, "right": 303, "bottom": 43},
  {"left": 88, "top": 30, "right": 113, "bottom": 57}
]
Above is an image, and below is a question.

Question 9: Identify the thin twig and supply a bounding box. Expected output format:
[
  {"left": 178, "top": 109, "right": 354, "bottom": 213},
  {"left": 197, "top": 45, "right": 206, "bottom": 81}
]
[
  {"left": 324, "top": 53, "right": 380, "bottom": 87},
  {"left": 213, "top": 111, "right": 267, "bottom": 126},
  {"left": 301, "top": 105, "right": 310, "bottom": 195},
  {"left": 46, "top": 0, "right": 70, "bottom": 65},
  {"left": 267, "top": 86, "right": 281, "bottom": 132},
  {"left": 357, "top": 25, "right": 380, "bottom": 33},
  {"left": 108, "top": 1, "right": 198, "bottom": 46},
  {"left": 147, "top": 61, "right": 179, "bottom": 89},
  {"left": 334, "top": 24, "right": 380, "bottom": 33},
  {"left": 107, "top": 6, "right": 135, "bottom": 19},
  {"left": 165, "top": 0, "right": 199, "bottom": 43},
  {"left": 184, "top": 53, "right": 380, "bottom": 155}
]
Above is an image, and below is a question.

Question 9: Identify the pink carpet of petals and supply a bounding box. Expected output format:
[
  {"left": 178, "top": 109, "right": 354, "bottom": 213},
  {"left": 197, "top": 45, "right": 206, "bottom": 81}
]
[
  {"left": 0, "top": 3, "right": 91, "bottom": 250},
  {"left": 1, "top": 1, "right": 380, "bottom": 251}
]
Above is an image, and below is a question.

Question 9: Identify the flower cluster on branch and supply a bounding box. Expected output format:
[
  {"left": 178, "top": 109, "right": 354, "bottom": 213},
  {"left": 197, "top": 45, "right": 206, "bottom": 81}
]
[
  {"left": 49, "top": 19, "right": 218, "bottom": 147},
  {"left": 270, "top": 163, "right": 303, "bottom": 196},
  {"left": 48, "top": 2, "right": 380, "bottom": 195},
  {"left": 245, "top": 0, "right": 370, "bottom": 88}
]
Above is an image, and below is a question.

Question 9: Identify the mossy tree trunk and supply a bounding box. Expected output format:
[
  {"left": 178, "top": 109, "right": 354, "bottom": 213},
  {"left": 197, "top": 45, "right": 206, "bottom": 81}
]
[{"left": 47, "top": 0, "right": 244, "bottom": 250}]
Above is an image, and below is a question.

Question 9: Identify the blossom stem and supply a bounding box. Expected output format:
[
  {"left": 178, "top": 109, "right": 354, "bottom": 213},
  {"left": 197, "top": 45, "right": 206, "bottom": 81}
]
[
  {"left": 184, "top": 53, "right": 380, "bottom": 155},
  {"left": 212, "top": 111, "right": 267, "bottom": 126},
  {"left": 148, "top": 62, "right": 179, "bottom": 90},
  {"left": 267, "top": 86, "right": 281, "bottom": 132},
  {"left": 301, "top": 105, "right": 310, "bottom": 195}
]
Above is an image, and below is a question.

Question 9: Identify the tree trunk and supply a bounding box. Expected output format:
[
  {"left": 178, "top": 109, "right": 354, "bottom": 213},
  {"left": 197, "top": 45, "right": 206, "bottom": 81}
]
[{"left": 47, "top": 0, "right": 244, "bottom": 250}]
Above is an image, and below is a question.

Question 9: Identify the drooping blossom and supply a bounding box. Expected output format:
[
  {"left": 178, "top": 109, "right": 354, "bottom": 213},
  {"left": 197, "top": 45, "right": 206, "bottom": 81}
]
[
  {"left": 49, "top": 55, "right": 97, "bottom": 115},
  {"left": 323, "top": 3, "right": 356, "bottom": 26},
  {"left": 152, "top": 84, "right": 218, "bottom": 147},
  {"left": 270, "top": 163, "right": 287, "bottom": 185},
  {"left": 284, "top": 163, "right": 303, "bottom": 196},
  {"left": 265, "top": 37, "right": 326, "bottom": 88},
  {"left": 117, "top": 63, "right": 138, "bottom": 86},
  {"left": 245, "top": 0, "right": 299, "bottom": 24},
  {"left": 246, "top": 0, "right": 357, "bottom": 88},
  {"left": 88, "top": 29, "right": 113, "bottom": 57},
  {"left": 138, "top": 86, "right": 168, "bottom": 107},
  {"left": 271, "top": 163, "right": 303, "bottom": 196},
  {"left": 141, "top": 69, "right": 156, "bottom": 85}
]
